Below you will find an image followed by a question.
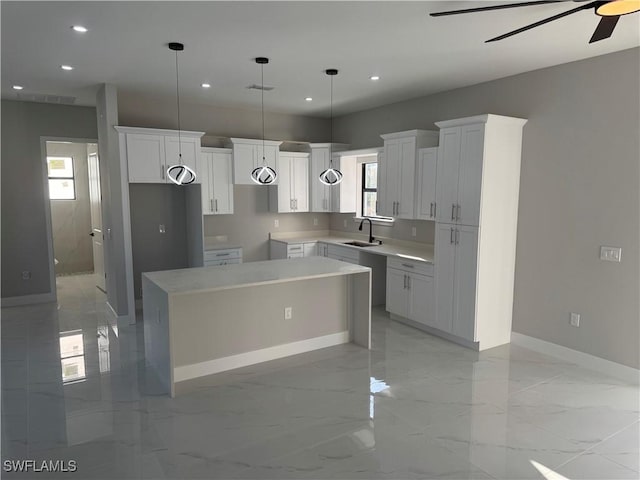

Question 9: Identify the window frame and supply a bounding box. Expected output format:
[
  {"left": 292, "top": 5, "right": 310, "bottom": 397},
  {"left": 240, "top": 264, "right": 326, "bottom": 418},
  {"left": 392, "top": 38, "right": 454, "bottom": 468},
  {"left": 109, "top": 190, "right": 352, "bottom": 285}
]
[
  {"left": 47, "top": 156, "right": 76, "bottom": 200},
  {"left": 361, "top": 161, "right": 378, "bottom": 218}
]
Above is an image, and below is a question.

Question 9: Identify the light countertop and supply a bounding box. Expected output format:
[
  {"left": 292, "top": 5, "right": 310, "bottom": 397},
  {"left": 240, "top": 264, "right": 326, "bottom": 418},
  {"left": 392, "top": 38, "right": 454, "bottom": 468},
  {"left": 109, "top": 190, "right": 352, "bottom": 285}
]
[
  {"left": 143, "top": 257, "right": 370, "bottom": 295},
  {"left": 269, "top": 231, "right": 434, "bottom": 263}
]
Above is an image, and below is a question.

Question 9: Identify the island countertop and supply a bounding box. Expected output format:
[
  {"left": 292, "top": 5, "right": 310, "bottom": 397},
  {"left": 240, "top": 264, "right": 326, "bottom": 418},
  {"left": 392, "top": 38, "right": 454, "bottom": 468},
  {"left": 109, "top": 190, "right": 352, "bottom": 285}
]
[{"left": 143, "top": 256, "right": 371, "bottom": 295}]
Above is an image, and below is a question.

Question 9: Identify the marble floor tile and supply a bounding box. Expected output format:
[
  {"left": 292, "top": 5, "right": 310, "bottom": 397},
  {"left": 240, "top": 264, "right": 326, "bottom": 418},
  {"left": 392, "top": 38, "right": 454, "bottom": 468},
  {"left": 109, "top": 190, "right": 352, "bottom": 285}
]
[{"left": 2, "top": 273, "right": 638, "bottom": 480}]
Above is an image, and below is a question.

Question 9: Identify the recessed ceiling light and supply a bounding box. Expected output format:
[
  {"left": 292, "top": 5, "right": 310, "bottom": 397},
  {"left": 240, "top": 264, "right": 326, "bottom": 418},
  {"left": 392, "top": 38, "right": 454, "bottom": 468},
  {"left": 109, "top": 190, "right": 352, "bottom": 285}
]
[
  {"left": 305, "top": 97, "right": 313, "bottom": 102},
  {"left": 201, "top": 83, "right": 211, "bottom": 88},
  {"left": 71, "top": 25, "right": 88, "bottom": 33},
  {"left": 12, "top": 85, "right": 23, "bottom": 90},
  {"left": 370, "top": 75, "right": 380, "bottom": 81},
  {"left": 60, "top": 65, "right": 74, "bottom": 71}
]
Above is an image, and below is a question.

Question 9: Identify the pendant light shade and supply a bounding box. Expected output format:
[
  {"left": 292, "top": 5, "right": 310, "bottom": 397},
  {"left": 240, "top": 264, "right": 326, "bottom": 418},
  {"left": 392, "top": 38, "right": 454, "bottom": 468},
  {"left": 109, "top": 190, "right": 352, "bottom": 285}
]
[
  {"left": 166, "top": 42, "right": 196, "bottom": 185},
  {"left": 319, "top": 68, "right": 343, "bottom": 186},
  {"left": 251, "top": 57, "right": 277, "bottom": 185}
]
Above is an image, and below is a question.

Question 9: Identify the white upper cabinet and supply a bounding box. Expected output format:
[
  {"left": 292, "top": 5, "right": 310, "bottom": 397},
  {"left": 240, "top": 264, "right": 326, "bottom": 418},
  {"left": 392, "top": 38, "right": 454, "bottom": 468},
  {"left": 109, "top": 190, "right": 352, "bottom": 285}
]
[
  {"left": 330, "top": 153, "right": 358, "bottom": 213},
  {"left": 379, "top": 130, "right": 439, "bottom": 219},
  {"left": 308, "top": 143, "right": 349, "bottom": 212},
  {"left": 435, "top": 124, "right": 484, "bottom": 226},
  {"left": 269, "top": 152, "right": 309, "bottom": 213},
  {"left": 200, "top": 147, "right": 234, "bottom": 215},
  {"left": 118, "top": 128, "right": 203, "bottom": 184},
  {"left": 228, "top": 138, "right": 281, "bottom": 185},
  {"left": 416, "top": 147, "right": 438, "bottom": 220},
  {"left": 116, "top": 127, "right": 204, "bottom": 184}
]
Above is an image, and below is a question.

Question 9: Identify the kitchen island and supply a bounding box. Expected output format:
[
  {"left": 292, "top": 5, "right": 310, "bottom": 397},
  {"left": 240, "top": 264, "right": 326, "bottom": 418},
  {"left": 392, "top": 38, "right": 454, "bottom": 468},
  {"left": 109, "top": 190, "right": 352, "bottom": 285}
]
[{"left": 143, "top": 257, "right": 371, "bottom": 396}]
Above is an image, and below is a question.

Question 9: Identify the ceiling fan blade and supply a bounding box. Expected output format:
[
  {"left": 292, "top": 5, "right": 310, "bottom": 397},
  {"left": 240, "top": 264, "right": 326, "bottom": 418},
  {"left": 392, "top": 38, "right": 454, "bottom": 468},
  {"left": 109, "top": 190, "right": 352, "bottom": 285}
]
[
  {"left": 486, "top": 1, "right": 599, "bottom": 42},
  {"left": 430, "top": 0, "right": 567, "bottom": 17},
  {"left": 589, "top": 15, "right": 619, "bottom": 42}
]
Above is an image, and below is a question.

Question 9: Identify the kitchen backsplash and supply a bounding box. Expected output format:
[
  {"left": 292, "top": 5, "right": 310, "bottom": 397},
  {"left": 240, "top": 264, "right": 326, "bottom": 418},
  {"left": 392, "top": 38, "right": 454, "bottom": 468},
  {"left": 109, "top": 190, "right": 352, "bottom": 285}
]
[{"left": 329, "top": 214, "right": 435, "bottom": 245}]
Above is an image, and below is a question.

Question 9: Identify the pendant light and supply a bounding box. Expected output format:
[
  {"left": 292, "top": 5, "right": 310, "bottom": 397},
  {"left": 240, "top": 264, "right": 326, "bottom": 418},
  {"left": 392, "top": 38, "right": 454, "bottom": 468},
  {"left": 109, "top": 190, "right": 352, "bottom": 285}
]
[
  {"left": 319, "top": 68, "right": 343, "bottom": 186},
  {"left": 166, "top": 42, "right": 196, "bottom": 185},
  {"left": 250, "top": 57, "right": 277, "bottom": 185}
]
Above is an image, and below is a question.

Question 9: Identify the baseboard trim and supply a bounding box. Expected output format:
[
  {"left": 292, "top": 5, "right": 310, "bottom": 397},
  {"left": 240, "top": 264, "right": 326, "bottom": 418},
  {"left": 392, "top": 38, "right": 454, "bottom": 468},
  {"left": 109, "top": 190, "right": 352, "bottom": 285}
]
[
  {"left": 390, "top": 314, "right": 480, "bottom": 350},
  {"left": 511, "top": 332, "right": 640, "bottom": 385},
  {"left": 174, "top": 330, "right": 350, "bottom": 383},
  {"left": 1, "top": 293, "right": 56, "bottom": 307},
  {"left": 106, "top": 301, "right": 131, "bottom": 326}
]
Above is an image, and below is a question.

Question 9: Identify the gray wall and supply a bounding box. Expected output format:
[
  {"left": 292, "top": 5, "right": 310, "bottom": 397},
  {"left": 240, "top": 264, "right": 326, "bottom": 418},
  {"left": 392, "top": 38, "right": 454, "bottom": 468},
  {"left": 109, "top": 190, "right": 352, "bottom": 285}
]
[
  {"left": 118, "top": 92, "right": 334, "bottom": 264},
  {"left": 204, "top": 186, "right": 331, "bottom": 262},
  {"left": 47, "top": 142, "right": 94, "bottom": 275},
  {"left": 1, "top": 100, "right": 98, "bottom": 298},
  {"left": 130, "top": 184, "right": 188, "bottom": 299},
  {"left": 333, "top": 48, "right": 640, "bottom": 369}
]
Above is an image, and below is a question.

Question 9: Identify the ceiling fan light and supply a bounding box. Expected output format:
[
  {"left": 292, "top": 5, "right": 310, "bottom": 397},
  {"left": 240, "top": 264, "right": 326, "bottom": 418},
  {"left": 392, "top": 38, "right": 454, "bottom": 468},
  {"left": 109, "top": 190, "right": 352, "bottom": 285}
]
[
  {"left": 251, "top": 165, "right": 277, "bottom": 185},
  {"left": 596, "top": 0, "right": 640, "bottom": 16},
  {"left": 319, "top": 167, "right": 343, "bottom": 186}
]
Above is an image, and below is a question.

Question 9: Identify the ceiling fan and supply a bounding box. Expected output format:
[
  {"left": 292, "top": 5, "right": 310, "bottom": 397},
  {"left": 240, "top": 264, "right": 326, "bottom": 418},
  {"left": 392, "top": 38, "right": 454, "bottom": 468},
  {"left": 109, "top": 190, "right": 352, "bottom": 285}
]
[{"left": 430, "top": 0, "right": 640, "bottom": 43}]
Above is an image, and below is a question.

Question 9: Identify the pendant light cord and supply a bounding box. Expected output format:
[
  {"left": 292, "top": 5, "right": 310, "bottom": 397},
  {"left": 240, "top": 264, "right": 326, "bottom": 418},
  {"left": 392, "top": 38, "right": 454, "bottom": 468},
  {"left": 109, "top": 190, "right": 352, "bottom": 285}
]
[
  {"left": 261, "top": 62, "right": 266, "bottom": 165},
  {"left": 175, "top": 49, "right": 182, "bottom": 163},
  {"left": 329, "top": 74, "right": 333, "bottom": 167}
]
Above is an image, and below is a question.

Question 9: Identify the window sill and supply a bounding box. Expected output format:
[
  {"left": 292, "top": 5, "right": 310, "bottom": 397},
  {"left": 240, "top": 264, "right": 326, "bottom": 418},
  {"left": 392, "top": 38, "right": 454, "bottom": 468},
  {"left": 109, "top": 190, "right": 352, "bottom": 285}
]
[{"left": 352, "top": 216, "right": 395, "bottom": 226}]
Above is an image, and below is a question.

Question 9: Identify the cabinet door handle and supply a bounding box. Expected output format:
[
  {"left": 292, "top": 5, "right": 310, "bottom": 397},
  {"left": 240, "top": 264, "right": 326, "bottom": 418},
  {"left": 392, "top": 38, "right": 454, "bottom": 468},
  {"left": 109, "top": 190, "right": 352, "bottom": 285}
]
[
  {"left": 456, "top": 204, "right": 461, "bottom": 221},
  {"left": 215, "top": 199, "right": 218, "bottom": 212},
  {"left": 434, "top": 202, "right": 437, "bottom": 218},
  {"left": 216, "top": 253, "right": 230, "bottom": 257},
  {"left": 290, "top": 199, "right": 293, "bottom": 210},
  {"left": 295, "top": 199, "right": 298, "bottom": 210},
  {"left": 376, "top": 200, "right": 378, "bottom": 215},
  {"left": 451, "top": 204, "right": 456, "bottom": 221},
  {"left": 450, "top": 227, "right": 455, "bottom": 244},
  {"left": 403, "top": 274, "right": 407, "bottom": 289},
  {"left": 161, "top": 164, "right": 165, "bottom": 180},
  {"left": 401, "top": 263, "right": 415, "bottom": 269},
  {"left": 210, "top": 199, "right": 214, "bottom": 212},
  {"left": 429, "top": 202, "right": 433, "bottom": 218},
  {"left": 456, "top": 228, "right": 460, "bottom": 245},
  {"left": 407, "top": 275, "right": 411, "bottom": 290}
]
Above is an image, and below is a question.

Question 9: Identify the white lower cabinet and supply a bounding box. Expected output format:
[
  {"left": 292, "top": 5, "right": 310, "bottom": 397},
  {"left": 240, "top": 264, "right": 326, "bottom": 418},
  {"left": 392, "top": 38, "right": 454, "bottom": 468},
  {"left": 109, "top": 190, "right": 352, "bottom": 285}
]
[
  {"left": 327, "top": 244, "right": 360, "bottom": 264},
  {"left": 317, "top": 242, "right": 329, "bottom": 257},
  {"left": 204, "top": 247, "right": 243, "bottom": 267},
  {"left": 270, "top": 240, "right": 319, "bottom": 259},
  {"left": 386, "top": 258, "right": 435, "bottom": 327},
  {"left": 434, "top": 223, "right": 478, "bottom": 342}
]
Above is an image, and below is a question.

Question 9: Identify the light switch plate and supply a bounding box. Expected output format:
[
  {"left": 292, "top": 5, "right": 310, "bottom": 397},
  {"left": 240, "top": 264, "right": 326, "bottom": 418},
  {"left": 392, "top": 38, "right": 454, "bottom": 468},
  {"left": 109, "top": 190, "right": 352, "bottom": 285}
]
[
  {"left": 570, "top": 312, "right": 580, "bottom": 327},
  {"left": 159, "top": 224, "right": 166, "bottom": 234},
  {"left": 411, "top": 227, "right": 417, "bottom": 237},
  {"left": 274, "top": 219, "right": 279, "bottom": 228},
  {"left": 284, "top": 307, "right": 292, "bottom": 320},
  {"left": 600, "top": 246, "right": 622, "bottom": 262},
  {"left": 313, "top": 218, "right": 318, "bottom": 226}
]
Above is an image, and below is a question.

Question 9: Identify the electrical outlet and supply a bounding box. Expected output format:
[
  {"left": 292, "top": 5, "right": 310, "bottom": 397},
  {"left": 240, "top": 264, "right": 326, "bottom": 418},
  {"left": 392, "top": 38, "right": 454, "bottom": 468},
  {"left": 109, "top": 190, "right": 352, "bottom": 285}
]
[
  {"left": 274, "top": 219, "right": 279, "bottom": 228},
  {"left": 21, "top": 271, "right": 31, "bottom": 280},
  {"left": 343, "top": 219, "right": 347, "bottom": 227},
  {"left": 284, "top": 307, "right": 292, "bottom": 320},
  {"left": 313, "top": 218, "right": 318, "bottom": 226},
  {"left": 159, "top": 224, "right": 166, "bottom": 234},
  {"left": 411, "top": 226, "right": 417, "bottom": 237},
  {"left": 600, "top": 246, "right": 622, "bottom": 262},
  {"left": 570, "top": 312, "right": 580, "bottom": 327}
]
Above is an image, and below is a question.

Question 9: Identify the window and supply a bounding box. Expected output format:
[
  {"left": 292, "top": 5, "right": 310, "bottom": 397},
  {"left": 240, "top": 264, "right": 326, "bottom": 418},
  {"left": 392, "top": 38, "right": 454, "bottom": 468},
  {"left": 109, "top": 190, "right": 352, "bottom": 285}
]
[
  {"left": 59, "top": 330, "right": 86, "bottom": 384},
  {"left": 361, "top": 162, "right": 378, "bottom": 217},
  {"left": 47, "top": 156, "right": 75, "bottom": 200}
]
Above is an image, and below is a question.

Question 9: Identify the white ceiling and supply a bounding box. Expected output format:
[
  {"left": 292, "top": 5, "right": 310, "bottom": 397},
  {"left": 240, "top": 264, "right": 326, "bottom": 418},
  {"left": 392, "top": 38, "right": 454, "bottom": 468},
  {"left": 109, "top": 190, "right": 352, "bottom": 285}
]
[{"left": 2, "top": 1, "right": 639, "bottom": 116}]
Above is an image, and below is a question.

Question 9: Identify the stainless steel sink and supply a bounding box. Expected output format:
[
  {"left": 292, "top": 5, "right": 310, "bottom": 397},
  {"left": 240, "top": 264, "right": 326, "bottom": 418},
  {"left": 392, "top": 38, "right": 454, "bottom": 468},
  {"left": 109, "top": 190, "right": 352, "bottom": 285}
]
[{"left": 342, "top": 240, "right": 380, "bottom": 248}]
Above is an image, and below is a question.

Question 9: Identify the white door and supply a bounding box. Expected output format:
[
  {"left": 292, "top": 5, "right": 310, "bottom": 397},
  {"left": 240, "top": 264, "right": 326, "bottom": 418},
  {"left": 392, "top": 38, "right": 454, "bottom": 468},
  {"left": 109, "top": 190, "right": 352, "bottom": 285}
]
[
  {"left": 457, "top": 125, "right": 484, "bottom": 226},
  {"left": 397, "top": 137, "right": 416, "bottom": 219},
  {"left": 434, "top": 223, "right": 456, "bottom": 334},
  {"left": 292, "top": 156, "right": 309, "bottom": 212},
  {"left": 126, "top": 134, "right": 165, "bottom": 183},
  {"left": 417, "top": 148, "right": 438, "bottom": 220},
  {"left": 200, "top": 151, "right": 213, "bottom": 214},
  {"left": 386, "top": 268, "right": 408, "bottom": 318},
  {"left": 212, "top": 151, "right": 233, "bottom": 214},
  {"left": 88, "top": 152, "right": 106, "bottom": 292},
  {"left": 408, "top": 273, "right": 435, "bottom": 327},
  {"left": 435, "top": 128, "right": 461, "bottom": 223},
  {"left": 452, "top": 225, "right": 479, "bottom": 341}
]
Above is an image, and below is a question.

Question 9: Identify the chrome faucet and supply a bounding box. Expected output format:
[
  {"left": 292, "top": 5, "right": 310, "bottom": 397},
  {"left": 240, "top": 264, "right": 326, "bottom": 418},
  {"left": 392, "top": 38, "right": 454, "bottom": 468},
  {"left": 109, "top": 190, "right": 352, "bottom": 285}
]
[{"left": 358, "top": 217, "right": 375, "bottom": 243}]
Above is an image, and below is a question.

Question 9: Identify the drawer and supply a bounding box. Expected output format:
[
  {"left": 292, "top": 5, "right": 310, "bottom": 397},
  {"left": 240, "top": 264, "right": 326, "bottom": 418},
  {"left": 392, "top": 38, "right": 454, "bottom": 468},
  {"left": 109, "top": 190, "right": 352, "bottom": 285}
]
[
  {"left": 387, "top": 257, "right": 433, "bottom": 276},
  {"left": 287, "top": 252, "right": 304, "bottom": 259},
  {"left": 327, "top": 244, "right": 360, "bottom": 263},
  {"left": 204, "top": 258, "right": 242, "bottom": 267},
  {"left": 204, "top": 248, "right": 242, "bottom": 262},
  {"left": 287, "top": 243, "right": 304, "bottom": 254}
]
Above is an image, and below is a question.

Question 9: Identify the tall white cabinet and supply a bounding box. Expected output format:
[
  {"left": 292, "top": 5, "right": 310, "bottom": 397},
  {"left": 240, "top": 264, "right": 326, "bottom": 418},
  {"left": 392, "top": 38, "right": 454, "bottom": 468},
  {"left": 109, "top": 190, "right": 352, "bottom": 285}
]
[
  {"left": 434, "top": 114, "right": 527, "bottom": 351},
  {"left": 378, "top": 130, "right": 439, "bottom": 218},
  {"left": 200, "top": 147, "right": 234, "bottom": 215}
]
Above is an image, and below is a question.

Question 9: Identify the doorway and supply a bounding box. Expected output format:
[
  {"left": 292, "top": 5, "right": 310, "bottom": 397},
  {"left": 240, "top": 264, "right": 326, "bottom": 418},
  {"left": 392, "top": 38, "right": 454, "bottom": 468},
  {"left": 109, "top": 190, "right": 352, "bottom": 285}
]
[{"left": 45, "top": 140, "right": 106, "bottom": 294}]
